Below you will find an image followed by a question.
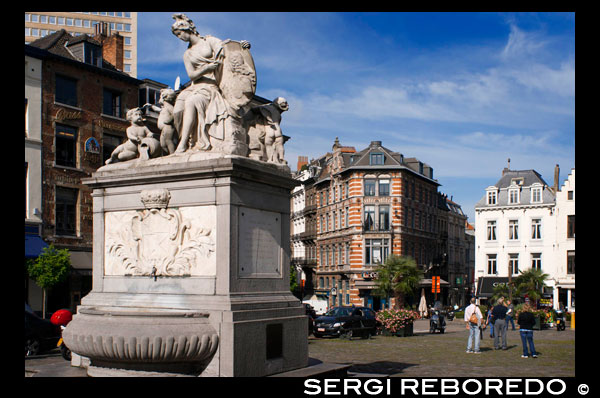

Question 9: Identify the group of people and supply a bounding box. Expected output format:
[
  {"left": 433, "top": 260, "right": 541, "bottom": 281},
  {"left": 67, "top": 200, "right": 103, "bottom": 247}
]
[{"left": 464, "top": 297, "right": 537, "bottom": 358}]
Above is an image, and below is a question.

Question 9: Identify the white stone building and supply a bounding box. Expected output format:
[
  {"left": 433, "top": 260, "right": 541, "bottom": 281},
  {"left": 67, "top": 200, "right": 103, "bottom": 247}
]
[
  {"left": 474, "top": 165, "right": 574, "bottom": 310},
  {"left": 553, "top": 168, "right": 575, "bottom": 311}
]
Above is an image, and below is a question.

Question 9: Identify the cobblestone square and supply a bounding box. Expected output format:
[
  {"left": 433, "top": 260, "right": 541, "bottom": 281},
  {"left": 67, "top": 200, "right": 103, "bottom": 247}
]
[{"left": 308, "top": 319, "right": 575, "bottom": 377}]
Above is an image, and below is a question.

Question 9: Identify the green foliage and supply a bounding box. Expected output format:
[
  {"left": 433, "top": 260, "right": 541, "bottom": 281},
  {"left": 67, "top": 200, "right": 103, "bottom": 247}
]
[
  {"left": 290, "top": 264, "right": 298, "bottom": 292},
  {"left": 374, "top": 255, "right": 423, "bottom": 309},
  {"left": 490, "top": 284, "right": 510, "bottom": 304},
  {"left": 513, "top": 268, "right": 549, "bottom": 303},
  {"left": 27, "top": 245, "right": 71, "bottom": 289}
]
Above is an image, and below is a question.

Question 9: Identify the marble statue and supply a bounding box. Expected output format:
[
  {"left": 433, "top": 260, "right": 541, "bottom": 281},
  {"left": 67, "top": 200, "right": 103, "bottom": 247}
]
[
  {"left": 244, "top": 97, "right": 289, "bottom": 164},
  {"left": 99, "top": 13, "right": 289, "bottom": 169},
  {"left": 146, "top": 88, "right": 178, "bottom": 155},
  {"left": 170, "top": 13, "right": 254, "bottom": 155},
  {"left": 105, "top": 107, "right": 161, "bottom": 164}
]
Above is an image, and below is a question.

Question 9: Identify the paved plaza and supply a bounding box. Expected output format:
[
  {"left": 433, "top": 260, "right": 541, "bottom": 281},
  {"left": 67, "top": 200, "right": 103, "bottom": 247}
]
[{"left": 308, "top": 318, "right": 575, "bottom": 378}]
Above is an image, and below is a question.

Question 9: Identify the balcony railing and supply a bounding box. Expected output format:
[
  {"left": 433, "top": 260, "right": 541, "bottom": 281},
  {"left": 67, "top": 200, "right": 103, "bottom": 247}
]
[{"left": 362, "top": 221, "right": 392, "bottom": 232}]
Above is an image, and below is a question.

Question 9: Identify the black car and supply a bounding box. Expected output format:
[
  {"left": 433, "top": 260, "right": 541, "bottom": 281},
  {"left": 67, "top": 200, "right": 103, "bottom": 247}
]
[
  {"left": 25, "top": 305, "right": 61, "bottom": 356},
  {"left": 313, "top": 306, "right": 378, "bottom": 338}
]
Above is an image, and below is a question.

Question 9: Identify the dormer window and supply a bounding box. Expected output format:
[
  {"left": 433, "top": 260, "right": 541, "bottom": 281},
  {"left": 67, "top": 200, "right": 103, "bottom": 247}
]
[
  {"left": 509, "top": 187, "right": 520, "bottom": 204},
  {"left": 511, "top": 177, "right": 524, "bottom": 186},
  {"left": 84, "top": 43, "right": 102, "bottom": 67},
  {"left": 531, "top": 183, "right": 543, "bottom": 203},
  {"left": 370, "top": 153, "right": 384, "bottom": 165},
  {"left": 486, "top": 186, "right": 498, "bottom": 205}
]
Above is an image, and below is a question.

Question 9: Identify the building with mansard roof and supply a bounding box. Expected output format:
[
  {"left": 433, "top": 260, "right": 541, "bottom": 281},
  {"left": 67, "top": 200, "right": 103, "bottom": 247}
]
[
  {"left": 295, "top": 139, "right": 458, "bottom": 311},
  {"left": 474, "top": 163, "right": 575, "bottom": 311}
]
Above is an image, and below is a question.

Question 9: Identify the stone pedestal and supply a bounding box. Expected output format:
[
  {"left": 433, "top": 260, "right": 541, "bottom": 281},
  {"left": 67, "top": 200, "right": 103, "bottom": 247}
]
[{"left": 63, "top": 153, "right": 308, "bottom": 376}]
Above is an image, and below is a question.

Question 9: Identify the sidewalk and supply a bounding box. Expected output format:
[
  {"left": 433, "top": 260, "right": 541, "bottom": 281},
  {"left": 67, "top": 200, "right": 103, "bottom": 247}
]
[{"left": 25, "top": 352, "right": 87, "bottom": 377}]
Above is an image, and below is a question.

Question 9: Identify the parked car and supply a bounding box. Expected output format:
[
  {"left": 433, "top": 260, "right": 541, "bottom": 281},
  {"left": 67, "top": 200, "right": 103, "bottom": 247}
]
[
  {"left": 25, "top": 304, "right": 61, "bottom": 356},
  {"left": 313, "top": 306, "right": 378, "bottom": 339}
]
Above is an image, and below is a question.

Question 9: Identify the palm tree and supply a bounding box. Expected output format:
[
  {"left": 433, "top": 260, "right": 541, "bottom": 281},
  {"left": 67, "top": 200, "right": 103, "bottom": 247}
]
[
  {"left": 374, "top": 255, "right": 423, "bottom": 309},
  {"left": 513, "top": 268, "right": 549, "bottom": 307}
]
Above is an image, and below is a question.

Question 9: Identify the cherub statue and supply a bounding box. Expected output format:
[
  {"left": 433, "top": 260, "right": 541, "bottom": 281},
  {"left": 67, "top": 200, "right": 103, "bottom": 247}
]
[
  {"left": 146, "top": 88, "right": 178, "bottom": 155},
  {"left": 105, "top": 108, "right": 160, "bottom": 164},
  {"left": 244, "top": 97, "right": 289, "bottom": 164}
]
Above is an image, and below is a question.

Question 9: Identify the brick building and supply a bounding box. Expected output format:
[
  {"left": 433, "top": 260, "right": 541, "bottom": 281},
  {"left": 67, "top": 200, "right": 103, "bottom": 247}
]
[
  {"left": 25, "top": 28, "right": 144, "bottom": 314},
  {"left": 299, "top": 139, "right": 445, "bottom": 311}
]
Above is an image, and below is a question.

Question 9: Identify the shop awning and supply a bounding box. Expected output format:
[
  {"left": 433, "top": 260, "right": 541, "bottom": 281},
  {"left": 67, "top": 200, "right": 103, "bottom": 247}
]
[
  {"left": 476, "top": 277, "right": 509, "bottom": 298},
  {"left": 25, "top": 234, "right": 48, "bottom": 259}
]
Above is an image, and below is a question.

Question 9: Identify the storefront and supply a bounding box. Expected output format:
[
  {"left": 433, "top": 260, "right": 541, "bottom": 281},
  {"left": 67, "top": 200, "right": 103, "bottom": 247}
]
[{"left": 475, "top": 276, "right": 509, "bottom": 305}]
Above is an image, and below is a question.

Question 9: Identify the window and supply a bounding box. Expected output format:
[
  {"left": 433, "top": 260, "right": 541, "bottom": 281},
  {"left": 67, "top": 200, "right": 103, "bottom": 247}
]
[
  {"left": 567, "top": 251, "right": 575, "bottom": 274},
  {"left": 55, "top": 75, "right": 78, "bottom": 107},
  {"left": 85, "top": 44, "right": 102, "bottom": 67},
  {"left": 567, "top": 215, "right": 575, "bottom": 238},
  {"left": 124, "top": 50, "right": 132, "bottom": 59},
  {"left": 49, "top": 16, "right": 56, "bottom": 24},
  {"left": 378, "top": 206, "right": 390, "bottom": 230},
  {"left": 532, "top": 253, "right": 542, "bottom": 270},
  {"left": 55, "top": 124, "right": 77, "bottom": 168},
  {"left": 509, "top": 254, "right": 519, "bottom": 275},
  {"left": 487, "top": 254, "right": 497, "bottom": 274},
  {"left": 102, "top": 133, "right": 123, "bottom": 164},
  {"left": 508, "top": 220, "right": 519, "bottom": 240},
  {"left": 567, "top": 191, "right": 574, "bottom": 200},
  {"left": 509, "top": 188, "right": 520, "bottom": 204},
  {"left": 531, "top": 219, "right": 542, "bottom": 240},
  {"left": 370, "top": 153, "right": 384, "bottom": 165},
  {"left": 531, "top": 187, "right": 542, "bottom": 203},
  {"left": 364, "top": 205, "right": 375, "bottom": 231},
  {"left": 55, "top": 186, "right": 78, "bottom": 236},
  {"left": 378, "top": 179, "right": 390, "bottom": 196},
  {"left": 103, "top": 88, "right": 122, "bottom": 118},
  {"left": 345, "top": 207, "right": 349, "bottom": 227},
  {"left": 58, "top": 17, "right": 65, "bottom": 25},
  {"left": 487, "top": 220, "right": 497, "bottom": 241},
  {"left": 364, "top": 179, "right": 376, "bottom": 196},
  {"left": 365, "top": 239, "right": 389, "bottom": 265}
]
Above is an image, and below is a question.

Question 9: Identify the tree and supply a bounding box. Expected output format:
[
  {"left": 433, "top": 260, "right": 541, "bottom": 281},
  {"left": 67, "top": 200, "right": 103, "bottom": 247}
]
[
  {"left": 374, "top": 255, "right": 422, "bottom": 309},
  {"left": 490, "top": 283, "right": 510, "bottom": 305},
  {"left": 26, "top": 245, "right": 71, "bottom": 318},
  {"left": 290, "top": 264, "right": 299, "bottom": 292},
  {"left": 513, "top": 268, "right": 549, "bottom": 308}
]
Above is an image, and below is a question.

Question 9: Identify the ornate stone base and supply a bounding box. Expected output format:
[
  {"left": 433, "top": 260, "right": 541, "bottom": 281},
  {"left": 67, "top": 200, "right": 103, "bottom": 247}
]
[
  {"left": 72, "top": 156, "right": 307, "bottom": 376},
  {"left": 63, "top": 307, "right": 219, "bottom": 377}
]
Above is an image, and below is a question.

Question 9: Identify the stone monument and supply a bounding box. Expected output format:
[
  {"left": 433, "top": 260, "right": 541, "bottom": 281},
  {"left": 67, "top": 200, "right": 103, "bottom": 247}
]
[{"left": 62, "top": 13, "right": 307, "bottom": 377}]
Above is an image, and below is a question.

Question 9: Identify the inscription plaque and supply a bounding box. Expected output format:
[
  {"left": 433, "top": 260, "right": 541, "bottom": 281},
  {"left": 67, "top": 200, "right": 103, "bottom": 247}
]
[{"left": 238, "top": 207, "right": 281, "bottom": 278}]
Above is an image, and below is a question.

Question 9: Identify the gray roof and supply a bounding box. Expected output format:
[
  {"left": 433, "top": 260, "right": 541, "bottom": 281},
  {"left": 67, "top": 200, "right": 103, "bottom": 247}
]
[{"left": 475, "top": 169, "right": 555, "bottom": 209}]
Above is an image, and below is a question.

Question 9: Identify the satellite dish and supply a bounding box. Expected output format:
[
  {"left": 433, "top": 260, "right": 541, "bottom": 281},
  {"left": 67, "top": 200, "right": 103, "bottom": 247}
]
[{"left": 174, "top": 76, "right": 180, "bottom": 91}]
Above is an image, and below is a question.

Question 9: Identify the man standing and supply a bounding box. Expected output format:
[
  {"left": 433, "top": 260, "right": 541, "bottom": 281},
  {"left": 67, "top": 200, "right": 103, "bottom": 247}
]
[
  {"left": 492, "top": 297, "right": 509, "bottom": 350},
  {"left": 464, "top": 298, "right": 483, "bottom": 354}
]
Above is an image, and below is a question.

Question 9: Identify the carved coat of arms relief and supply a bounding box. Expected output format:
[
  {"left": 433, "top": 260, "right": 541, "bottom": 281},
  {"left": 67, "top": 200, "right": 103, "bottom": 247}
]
[{"left": 104, "top": 189, "right": 216, "bottom": 277}]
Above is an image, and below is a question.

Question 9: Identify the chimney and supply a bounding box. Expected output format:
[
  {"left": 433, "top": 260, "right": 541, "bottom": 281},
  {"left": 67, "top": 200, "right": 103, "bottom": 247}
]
[
  {"left": 94, "top": 23, "right": 124, "bottom": 72},
  {"left": 297, "top": 156, "right": 308, "bottom": 171},
  {"left": 553, "top": 164, "right": 560, "bottom": 193},
  {"left": 502, "top": 158, "right": 511, "bottom": 176}
]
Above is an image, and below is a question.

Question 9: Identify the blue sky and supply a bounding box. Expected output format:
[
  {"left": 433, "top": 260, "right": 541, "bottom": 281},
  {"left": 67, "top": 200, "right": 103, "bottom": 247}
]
[{"left": 137, "top": 12, "right": 575, "bottom": 221}]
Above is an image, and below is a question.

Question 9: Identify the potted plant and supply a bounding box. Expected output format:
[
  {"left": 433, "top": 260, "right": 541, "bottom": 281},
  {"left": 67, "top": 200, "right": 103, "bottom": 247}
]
[{"left": 376, "top": 308, "right": 420, "bottom": 337}]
